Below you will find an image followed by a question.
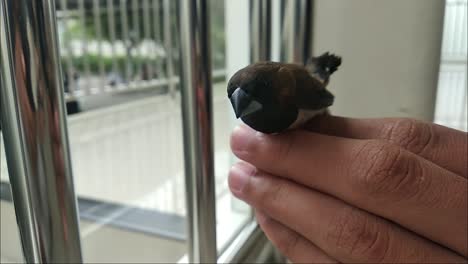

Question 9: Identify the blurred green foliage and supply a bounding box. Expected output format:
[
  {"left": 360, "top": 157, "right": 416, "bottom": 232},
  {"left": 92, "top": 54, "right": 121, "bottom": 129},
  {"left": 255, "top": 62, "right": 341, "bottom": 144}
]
[
  {"left": 61, "top": 0, "right": 225, "bottom": 72},
  {"left": 61, "top": 54, "right": 166, "bottom": 77}
]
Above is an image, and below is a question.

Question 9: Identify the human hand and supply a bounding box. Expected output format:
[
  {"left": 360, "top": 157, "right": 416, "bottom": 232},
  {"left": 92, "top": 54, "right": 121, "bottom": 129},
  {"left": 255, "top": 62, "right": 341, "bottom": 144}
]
[{"left": 228, "top": 116, "right": 467, "bottom": 263}]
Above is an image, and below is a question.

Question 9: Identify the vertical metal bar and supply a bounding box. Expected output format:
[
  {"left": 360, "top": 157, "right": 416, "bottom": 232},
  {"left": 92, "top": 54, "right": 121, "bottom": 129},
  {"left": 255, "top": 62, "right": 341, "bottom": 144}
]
[
  {"left": 142, "top": 0, "right": 153, "bottom": 80},
  {"left": 178, "top": 0, "right": 217, "bottom": 262},
  {"left": 249, "top": 0, "right": 272, "bottom": 62},
  {"left": 59, "top": 0, "right": 76, "bottom": 95},
  {"left": 280, "top": 0, "right": 313, "bottom": 64},
  {"left": 163, "top": 0, "right": 176, "bottom": 96},
  {"left": 132, "top": 0, "right": 141, "bottom": 81},
  {"left": 107, "top": 0, "right": 118, "bottom": 76},
  {"left": 93, "top": 0, "right": 105, "bottom": 89},
  {"left": 0, "top": 0, "right": 83, "bottom": 263},
  {"left": 152, "top": 0, "right": 161, "bottom": 78},
  {"left": 152, "top": 0, "right": 164, "bottom": 79},
  {"left": 120, "top": 0, "right": 131, "bottom": 82},
  {"left": 270, "top": 0, "right": 282, "bottom": 62},
  {"left": 78, "top": 0, "right": 91, "bottom": 94}
]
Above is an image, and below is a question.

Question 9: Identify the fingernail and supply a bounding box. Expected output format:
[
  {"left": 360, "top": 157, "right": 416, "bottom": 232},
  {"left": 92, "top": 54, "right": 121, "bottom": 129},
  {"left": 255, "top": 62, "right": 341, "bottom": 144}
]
[
  {"left": 231, "top": 125, "right": 259, "bottom": 156},
  {"left": 229, "top": 162, "right": 255, "bottom": 194}
]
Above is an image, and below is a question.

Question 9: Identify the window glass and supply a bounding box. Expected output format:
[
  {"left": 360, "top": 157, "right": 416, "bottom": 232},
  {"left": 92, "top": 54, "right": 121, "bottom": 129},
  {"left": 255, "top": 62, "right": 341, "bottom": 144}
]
[
  {"left": 58, "top": 1, "right": 187, "bottom": 262},
  {"left": 434, "top": 0, "right": 467, "bottom": 131},
  {"left": 1, "top": 0, "right": 252, "bottom": 262}
]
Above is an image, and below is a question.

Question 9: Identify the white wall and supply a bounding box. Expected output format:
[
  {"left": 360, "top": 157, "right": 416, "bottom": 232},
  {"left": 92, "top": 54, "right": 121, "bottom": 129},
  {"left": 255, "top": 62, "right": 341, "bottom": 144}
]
[
  {"left": 313, "top": 0, "right": 445, "bottom": 121},
  {"left": 225, "top": 0, "right": 250, "bottom": 79}
]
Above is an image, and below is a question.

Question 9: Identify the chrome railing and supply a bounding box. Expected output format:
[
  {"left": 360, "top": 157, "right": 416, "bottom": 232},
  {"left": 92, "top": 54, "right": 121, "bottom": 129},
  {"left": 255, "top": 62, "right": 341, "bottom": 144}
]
[
  {"left": 178, "top": 1, "right": 217, "bottom": 262},
  {"left": 1, "top": 0, "right": 312, "bottom": 263},
  {"left": 249, "top": 0, "right": 272, "bottom": 62},
  {"left": 0, "top": 0, "right": 82, "bottom": 262},
  {"left": 56, "top": 0, "right": 175, "bottom": 100}
]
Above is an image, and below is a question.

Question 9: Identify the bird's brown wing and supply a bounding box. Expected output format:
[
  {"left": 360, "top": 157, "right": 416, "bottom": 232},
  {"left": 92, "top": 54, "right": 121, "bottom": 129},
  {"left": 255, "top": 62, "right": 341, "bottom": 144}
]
[
  {"left": 273, "top": 66, "right": 297, "bottom": 107},
  {"left": 292, "top": 66, "right": 335, "bottom": 110}
]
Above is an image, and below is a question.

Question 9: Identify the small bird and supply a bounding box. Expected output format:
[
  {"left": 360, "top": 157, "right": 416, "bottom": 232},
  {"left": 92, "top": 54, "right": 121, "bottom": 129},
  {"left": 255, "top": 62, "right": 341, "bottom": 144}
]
[{"left": 227, "top": 52, "right": 342, "bottom": 134}]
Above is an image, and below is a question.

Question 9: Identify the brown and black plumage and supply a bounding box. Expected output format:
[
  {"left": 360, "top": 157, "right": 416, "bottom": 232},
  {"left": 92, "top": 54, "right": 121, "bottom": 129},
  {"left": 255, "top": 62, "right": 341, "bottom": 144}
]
[{"left": 227, "top": 52, "right": 342, "bottom": 134}]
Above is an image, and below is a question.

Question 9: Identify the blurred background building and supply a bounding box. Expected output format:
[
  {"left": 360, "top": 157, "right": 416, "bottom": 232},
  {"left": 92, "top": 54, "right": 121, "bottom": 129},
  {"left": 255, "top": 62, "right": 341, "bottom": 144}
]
[{"left": 1, "top": 0, "right": 466, "bottom": 263}]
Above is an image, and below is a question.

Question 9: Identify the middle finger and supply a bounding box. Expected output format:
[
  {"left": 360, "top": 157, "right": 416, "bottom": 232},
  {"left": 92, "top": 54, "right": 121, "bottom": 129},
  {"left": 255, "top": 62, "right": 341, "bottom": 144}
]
[{"left": 228, "top": 162, "right": 465, "bottom": 263}]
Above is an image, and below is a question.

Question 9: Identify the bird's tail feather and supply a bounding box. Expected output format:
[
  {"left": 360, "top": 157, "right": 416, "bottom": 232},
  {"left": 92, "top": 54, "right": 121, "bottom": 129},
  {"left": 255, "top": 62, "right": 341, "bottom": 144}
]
[{"left": 306, "top": 52, "right": 342, "bottom": 83}]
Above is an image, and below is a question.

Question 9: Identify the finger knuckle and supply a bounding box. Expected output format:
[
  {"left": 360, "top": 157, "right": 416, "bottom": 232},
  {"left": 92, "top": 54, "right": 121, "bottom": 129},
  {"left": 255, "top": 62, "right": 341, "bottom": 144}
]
[
  {"left": 353, "top": 141, "right": 421, "bottom": 200},
  {"left": 274, "top": 228, "right": 301, "bottom": 257},
  {"left": 327, "top": 207, "right": 391, "bottom": 262},
  {"left": 256, "top": 175, "right": 290, "bottom": 212},
  {"left": 381, "top": 119, "right": 435, "bottom": 155},
  {"left": 275, "top": 133, "right": 296, "bottom": 164}
]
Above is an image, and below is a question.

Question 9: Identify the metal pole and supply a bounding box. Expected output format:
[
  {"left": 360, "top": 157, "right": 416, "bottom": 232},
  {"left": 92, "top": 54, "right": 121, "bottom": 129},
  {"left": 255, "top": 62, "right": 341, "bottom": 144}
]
[
  {"left": 250, "top": 0, "right": 272, "bottom": 62},
  {"left": 178, "top": 0, "right": 217, "bottom": 263},
  {"left": 280, "top": 0, "right": 314, "bottom": 64},
  {"left": 0, "top": 0, "right": 83, "bottom": 263}
]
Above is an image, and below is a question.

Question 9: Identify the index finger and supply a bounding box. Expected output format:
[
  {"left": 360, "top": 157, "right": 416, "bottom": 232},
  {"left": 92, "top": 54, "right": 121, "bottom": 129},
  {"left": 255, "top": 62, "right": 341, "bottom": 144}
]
[{"left": 306, "top": 116, "right": 467, "bottom": 177}]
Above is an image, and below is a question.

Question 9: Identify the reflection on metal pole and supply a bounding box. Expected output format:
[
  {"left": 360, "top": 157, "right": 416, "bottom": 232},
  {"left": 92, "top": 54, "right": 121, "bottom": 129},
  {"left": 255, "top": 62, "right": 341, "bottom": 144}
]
[
  {"left": 250, "top": 0, "right": 272, "bottom": 62},
  {"left": 178, "top": 0, "right": 217, "bottom": 263},
  {"left": 280, "top": 0, "right": 314, "bottom": 64},
  {"left": 0, "top": 0, "right": 83, "bottom": 263}
]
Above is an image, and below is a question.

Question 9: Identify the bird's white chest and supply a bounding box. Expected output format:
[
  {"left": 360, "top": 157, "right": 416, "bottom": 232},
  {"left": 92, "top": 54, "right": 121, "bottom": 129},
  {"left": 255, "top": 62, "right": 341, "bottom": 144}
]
[{"left": 288, "top": 108, "right": 328, "bottom": 130}]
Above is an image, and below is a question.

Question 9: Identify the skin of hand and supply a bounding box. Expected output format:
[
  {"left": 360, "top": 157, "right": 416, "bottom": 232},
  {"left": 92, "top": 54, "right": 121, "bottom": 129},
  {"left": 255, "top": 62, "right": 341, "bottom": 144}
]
[{"left": 228, "top": 115, "right": 468, "bottom": 263}]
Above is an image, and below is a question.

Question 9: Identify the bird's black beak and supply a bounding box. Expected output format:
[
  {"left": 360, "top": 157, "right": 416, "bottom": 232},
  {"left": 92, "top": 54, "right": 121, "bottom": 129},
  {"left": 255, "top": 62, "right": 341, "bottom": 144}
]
[{"left": 230, "top": 87, "right": 263, "bottom": 118}]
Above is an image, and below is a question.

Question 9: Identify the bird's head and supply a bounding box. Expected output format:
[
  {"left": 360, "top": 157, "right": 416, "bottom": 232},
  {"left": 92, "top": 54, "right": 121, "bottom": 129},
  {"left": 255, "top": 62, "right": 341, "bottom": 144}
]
[
  {"left": 227, "top": 62, "right": 299, "bottom": 133},
  {"left": 228, "top": 79, "right": 264, "bottom": 119}
]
